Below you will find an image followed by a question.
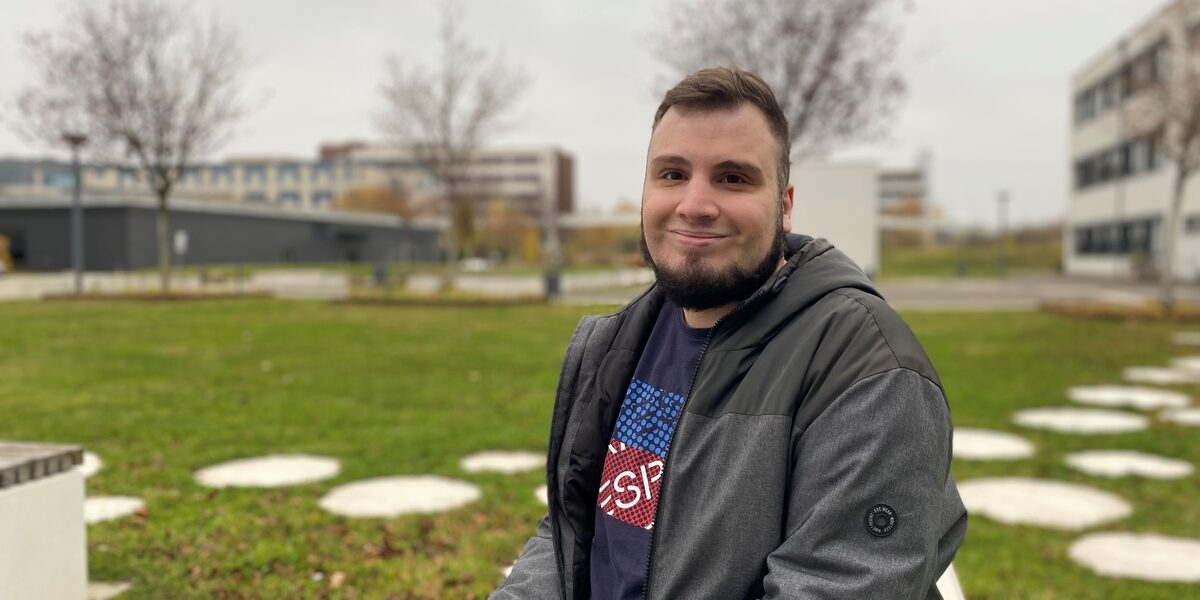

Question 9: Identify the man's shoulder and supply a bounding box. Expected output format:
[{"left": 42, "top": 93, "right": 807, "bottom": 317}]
[{"left": 785, "top": 286, "right": 940, "bottom": 389}]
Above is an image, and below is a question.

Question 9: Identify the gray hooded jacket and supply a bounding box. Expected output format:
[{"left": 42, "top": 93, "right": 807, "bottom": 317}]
[{"left": 492, "top": 234, "right": 967, "bottom": 600}]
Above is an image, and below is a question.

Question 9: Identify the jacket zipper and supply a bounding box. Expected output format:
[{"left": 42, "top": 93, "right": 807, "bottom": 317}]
[{"left": 640, "top": 286, "right": 773, "bottom": 600}]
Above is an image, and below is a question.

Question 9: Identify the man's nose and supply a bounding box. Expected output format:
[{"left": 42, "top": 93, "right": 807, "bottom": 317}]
[{"left": 676, "top": 179, "right": 720, "bottom": 221}]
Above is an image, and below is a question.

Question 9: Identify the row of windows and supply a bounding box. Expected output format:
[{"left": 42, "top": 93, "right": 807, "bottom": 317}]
[
  {"left": 244, "top": 191, "right": 334, "bottom": 206},
  {"left": 91, "top": 163, "right": 355, "bottom": 186},
  {"left": 1075, "top": 217, "right": 1158, "bottom": 255},
  {"left": 1075, "top": 39, "right": 1169, "bottom": 126},
  {"left": 182, "top": 163, "right": 350, "bottom": 185},
  {"left": 1075, "top": 131, "right": 1165, "bottom": 190}
]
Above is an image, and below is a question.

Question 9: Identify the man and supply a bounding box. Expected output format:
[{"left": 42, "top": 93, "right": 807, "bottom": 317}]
[{"left": 493, "top": 67, "right": 966, "bottom": 600}]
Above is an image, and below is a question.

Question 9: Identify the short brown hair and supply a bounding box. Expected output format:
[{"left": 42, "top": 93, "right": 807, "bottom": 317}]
[{"left": 653, "top": 67, "right": 791, "bottom": 195}]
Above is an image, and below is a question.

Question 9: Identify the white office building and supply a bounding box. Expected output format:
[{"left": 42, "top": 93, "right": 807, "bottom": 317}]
[{"left": 1066, "top": 2, "right": 1200, "bottom": 280}]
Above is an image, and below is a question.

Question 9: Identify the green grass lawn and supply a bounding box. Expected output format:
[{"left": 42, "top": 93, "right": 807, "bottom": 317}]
[
  {"left": 1, "top": 301, "right": 1196, "bottom": 598},
  {"left": 881, "top": 239, "right": 1062, "bottom": 279}
]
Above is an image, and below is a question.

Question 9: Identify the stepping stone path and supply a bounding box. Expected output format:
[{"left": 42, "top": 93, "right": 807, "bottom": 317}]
[
  {"left": 194, "top": 454, "right": 340, "bottom": 488},
  {"left": 1066, "top": 385, "right": 1190, "bottom": 410},
  {"left": 460, "top": 451, "right": 543, "bottom": 474},
  {"left": 1172, "top": 356, "right": 1200, "bottom": 375},
  {"left": 87, "top": 581, "right": 132, "bottom": 600},
  {"left": 77, "top": 451, "right": 102, "bottom": 478},
  {"left": 1013, "top": 407, "right": 1148, "bottom": 434},
  {"left": 1065, "top": 450, "right": 1194, "bottom": 479},
  {"left": 1069, "top": 532, "right": 1200, "bottom": 582},
  {"left": 957, "top": 477, "right": 1131, "bottom": 530},
  {"left": 1162, "top": 407, "right": 1200, "bottom": 427},
  {"left": 953, "top": 428, "right": 1035, "bottom": 460},
  {"left": 534, "top": 484, "right": 548, "bottom": 506},
  {"left": 318, "top": 475, "right": 480, "bottom": 518},
  {"left": 1123, "top": 366, "right": 1200, "bottom": 385},
  {"left": 84, "top": 496, "right": 145, "bottom": 525},
  {"left": 1172, "top": 331, "right": 1200, "bottom": 346}
]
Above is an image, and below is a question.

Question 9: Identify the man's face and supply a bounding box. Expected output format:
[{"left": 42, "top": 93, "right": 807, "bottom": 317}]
[{"left": 641, "top": 102, "right": 794, "bottom": 311}]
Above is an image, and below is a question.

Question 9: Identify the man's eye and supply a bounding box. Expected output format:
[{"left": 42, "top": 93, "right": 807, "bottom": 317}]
[
  {"left": 662, "top": 170, "right": 685, "bottom": 181},
  {"left": 720, "top": 173, "right": 748, "bottom": 184}
]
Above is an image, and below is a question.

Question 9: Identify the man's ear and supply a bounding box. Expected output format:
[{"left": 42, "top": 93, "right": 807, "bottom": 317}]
[{"left": 781, "top": 185, "right": 794, "bottom": 233}]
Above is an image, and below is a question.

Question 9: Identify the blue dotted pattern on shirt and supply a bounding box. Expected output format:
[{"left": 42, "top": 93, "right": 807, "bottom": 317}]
[{"left": 612, "top": 378, "right": 686, "bottom": 457}]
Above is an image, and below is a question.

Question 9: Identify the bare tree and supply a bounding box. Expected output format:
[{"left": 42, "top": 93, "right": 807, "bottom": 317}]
[
  {"left": 1124, "top": 0, "right": 1200, "bottom": 314},
  {"left": 653, "top": 0, "right": 908, "bottom": 156},
  {"left": 377, "top": 1, "right": 527, "bottom": 275},
  {"left": 17, "top": 0, "right": 245, "bottom": 293}
]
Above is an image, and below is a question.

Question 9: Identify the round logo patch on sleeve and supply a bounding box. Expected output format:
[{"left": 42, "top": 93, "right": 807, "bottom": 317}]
[{"left": 866, "top": 503, "right": 897, "bottom": 537}]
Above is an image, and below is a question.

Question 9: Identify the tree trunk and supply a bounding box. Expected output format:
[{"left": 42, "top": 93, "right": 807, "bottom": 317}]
[
  {"left": 1160, "top": 169, "right": 1187, "bottom": 316},
  {"left": 157, "top": 191, "right": 172, "bottom": 294}
]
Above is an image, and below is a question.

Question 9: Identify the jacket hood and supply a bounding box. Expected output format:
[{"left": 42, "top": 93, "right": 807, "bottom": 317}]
[{"left": 712, "top": 233, "right": 882, "bottom": 346}]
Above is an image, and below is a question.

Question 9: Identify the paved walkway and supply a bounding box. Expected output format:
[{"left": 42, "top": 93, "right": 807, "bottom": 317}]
[{"left": 6, "top": 269, "right": 1200, "bottom": 312}]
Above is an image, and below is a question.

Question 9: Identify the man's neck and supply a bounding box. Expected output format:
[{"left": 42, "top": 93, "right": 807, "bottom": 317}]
[
  {"left": 681, "top": 303, "right": 734, "bottom": 329},
  {"left": 680, "top": 257, "right": 788, "bottom": 329}
]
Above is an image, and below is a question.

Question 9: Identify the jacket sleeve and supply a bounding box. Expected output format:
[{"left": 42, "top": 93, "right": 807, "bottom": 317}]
[
  {"left": 759, "top": 368, "right": 967, "bottom": 600},
  {"left": 489, "top": 514, "right": 560, "bottom": 599}
]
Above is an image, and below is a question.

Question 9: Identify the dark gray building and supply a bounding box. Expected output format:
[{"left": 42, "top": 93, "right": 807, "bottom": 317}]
[{"left": 0, "top": 194, "right": 443, "bottom": 271}]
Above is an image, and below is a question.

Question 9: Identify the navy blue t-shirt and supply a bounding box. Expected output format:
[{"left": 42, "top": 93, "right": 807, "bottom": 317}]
[{"left": 589, "top": 302, "right": 709, "bottom": 600}]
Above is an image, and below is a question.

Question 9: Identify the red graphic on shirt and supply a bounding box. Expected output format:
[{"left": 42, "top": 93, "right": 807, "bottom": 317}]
[{"left": 596, "top": 441, "right": 665, "bottom": 529}]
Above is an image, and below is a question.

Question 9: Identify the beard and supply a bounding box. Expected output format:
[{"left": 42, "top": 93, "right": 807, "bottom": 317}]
[{"left": 641, "top": 221, "right": 788, "bottom": 312}]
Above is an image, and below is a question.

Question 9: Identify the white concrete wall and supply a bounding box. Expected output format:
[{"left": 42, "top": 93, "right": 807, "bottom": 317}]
[
  {"left": 0, "top": 471, "right": 87, "bottom": 600},
  {"left": 790, "top": 160, "right": 880, "bottom": 276}
]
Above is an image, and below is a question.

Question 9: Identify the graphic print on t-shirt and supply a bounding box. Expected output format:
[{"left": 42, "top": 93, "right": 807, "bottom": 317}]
[
  {"left": 590, "top": 302, "right": 707, "bottom": 600},
  {"left": 596, "top": 379, "right": 686, "bottom": 529}
]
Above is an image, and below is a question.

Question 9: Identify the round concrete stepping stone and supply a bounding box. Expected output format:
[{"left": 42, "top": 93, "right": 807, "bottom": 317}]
[
  {"left": 1065, "top": 450, "right": 1193, "bottom": 479},
  {"left": 1162, "top": 407, "right": 1200, "bottom": 427},
  {"left": 1013, "top": 407, "right": 1148, "bottom": 434},
  {"left": 1172, "top": 356, "right": 1200, "bottom": 375},
  {"left": 460, "top": 451, "right": 543, "bottom": 474},
  {"left": 1069, "top": 532, "right": 1200, "bottom": 582},
  {"left": 318, "top": 475, "right": 480, "bottom": 518},
  {"left": 534, "top": 484, "right": 548, "bottom": 506},
  {"left": 1067, "top": 385, "right": 1190, "bottom": 410},
  {"left": 194, "top": 454, "right": 340, "bottom": 488},
  {"left": 87, "top": 581, "right": 132, "bottom": 600},
  {"left": 84, "top": 496, "right": 145, "bottom": 524},
  {"left": 1123, "top": 366, "right": 1200, "bottom": 385},
  {"left": 957, "top": 477, "right": 1130, "bottom": 530},
  {"left": 953, "top": 428, "right": 1034, "bottom": 460},
  {"left": 77, "top": 451, "right": 102, "bottom": 478},
  {"left": 1172, "top": 331, "right": 1200, "bottom": 346}
]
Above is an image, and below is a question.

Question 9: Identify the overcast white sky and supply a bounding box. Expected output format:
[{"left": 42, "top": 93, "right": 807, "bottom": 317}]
[{"left": 0, "top": 0, "right": 1167, "bottom": 228}]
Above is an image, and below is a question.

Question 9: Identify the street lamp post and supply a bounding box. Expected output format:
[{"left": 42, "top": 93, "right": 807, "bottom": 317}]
[
  {"left": 997, "top": 189, "right": 1009, "bottom": 278},
  {"left": 62, "top": 133, "right": 88, "bottom": 295}
]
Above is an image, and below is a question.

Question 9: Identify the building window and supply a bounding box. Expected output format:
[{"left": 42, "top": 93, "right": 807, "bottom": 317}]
[
  {"left": 246, "top": 191, "right": 266, "bottom": 202},
  {"left": 1074, "top": 131, "right": 1166, "bottom": 190},
  {"left": 280, "top": 192, "right": 300, "bottom": 205},
  {"left": 278, "top": 163, "right": 300, "bottom": 182},
  {"left": 118, "top": 167, "right": 140, "bottom": 187},
  {"left": 312, "top": 191, "right": 333, "bottom": 208},
  {"left": 211, "top": 166, "right": 232, "bottom": 184},
  {"left": 1075, "top": 217, "right": 1158, "bottom": 255},
  {"left": 244, "top": 164, "right": 267, "bottom": 183},
  {"left": 313, "top": 163, "right": 333, "bottom": 181}
]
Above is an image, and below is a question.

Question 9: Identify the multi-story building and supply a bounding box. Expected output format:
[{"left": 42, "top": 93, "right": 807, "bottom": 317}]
[
  {"left": 0, "top": 142, "right": 574, "bottom": 224},
  {"left": 1066, "top": 3, "right": 1199, "bottom": 280},
  {"left": 878, "top": 153, "right": 942, "bottom": 245}
]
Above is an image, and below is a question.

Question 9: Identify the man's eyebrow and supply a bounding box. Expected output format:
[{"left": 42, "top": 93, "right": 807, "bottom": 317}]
[
  {"left": 649, "top": 155, "right": 691, "bottom": 169},
  {"left": 713, "top": 160, "right": 764, "bottom": 180}
]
